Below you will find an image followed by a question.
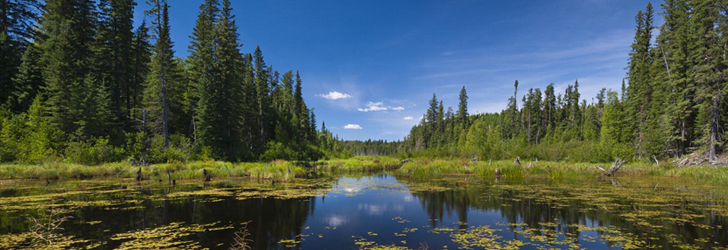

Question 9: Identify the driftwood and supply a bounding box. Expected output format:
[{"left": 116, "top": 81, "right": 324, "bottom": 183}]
[
  {"left": 591, "top": 158, "right": 626, "bottom": 177},
  {"left": 677, "top": 157, "right": 689, "bottom": 167},
  {"left": 514, "top": 156, "right": 521, "bottom": 165}
]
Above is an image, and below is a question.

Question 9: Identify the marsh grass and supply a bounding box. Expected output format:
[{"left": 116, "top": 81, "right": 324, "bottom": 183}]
[
  {"left": 316, "top": 156, "right": 401, "bottom": 172},
  {"left": 0, "top": 160, "right": 306, "bottom": 182},
  {"left": 2, "top": 156, "right": 727, "bottom": 185},
  {"left": 396, "top": 157, "right": 728, "bottom": 184}
]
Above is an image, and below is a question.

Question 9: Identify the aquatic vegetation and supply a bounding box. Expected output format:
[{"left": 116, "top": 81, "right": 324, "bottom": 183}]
[
  {"left": 110, "top": 222, "right": 232, "bottom": 250},
  {"left": 449, "top": 225, "right": 525, "bottom": 250},
  {"left": 0, "top": 174, "right": 726, "bottom": 249}
]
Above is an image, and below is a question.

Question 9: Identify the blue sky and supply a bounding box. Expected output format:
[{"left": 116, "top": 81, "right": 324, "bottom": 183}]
[{"left": 133, "top": 0, "right": 662, "bottom": 141}]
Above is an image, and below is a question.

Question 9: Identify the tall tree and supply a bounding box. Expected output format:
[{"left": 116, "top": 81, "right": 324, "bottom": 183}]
[
  {"left": 131, "top": 20, "right": 151, "bottom": 125},
  {"left": 689, "top": 0, "right": 724, "bottom": 161},
  {"left": 189, "top": 0, "right": 219, "bottom": 155},
  {"left": 214, "top": 0, "right": 246, "bottom": 159},
  {"left": 7, "top": 43, "right": 42, "bottom": 113},
  {"left": 93, "top": 0, "right": 136, "bottom": 139},
  {"left": 40, "top": 0, "right": 97, "bottom": 136},
  {"left": 457, "top": 86, "right": 468, "bottom": 129},
  {"left": 254, "top": 46, "right": 270, "bottom": 144},
  {"left": 144, "top": 0, "right": 173, "bottom": 148},
  {"left": 0, "top": 0, "right": 39, "bottom": 105}
]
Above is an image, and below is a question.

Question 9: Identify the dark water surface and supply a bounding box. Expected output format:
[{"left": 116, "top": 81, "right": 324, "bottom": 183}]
[{"left": 0, "top": 174, "right": 727, "bottom": 249}]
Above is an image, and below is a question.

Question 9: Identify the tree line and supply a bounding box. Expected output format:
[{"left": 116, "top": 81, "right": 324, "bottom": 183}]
[
  {"left": 0, "top": 0, "right": 344, "bottom": 165},
  {"left": 403, "top": 1, "right": 728, "bottom": 163}
]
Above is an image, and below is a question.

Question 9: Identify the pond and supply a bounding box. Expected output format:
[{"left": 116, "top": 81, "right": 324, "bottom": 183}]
[{"left": 0, "top": 174, "right": 727, "bottom": 249}]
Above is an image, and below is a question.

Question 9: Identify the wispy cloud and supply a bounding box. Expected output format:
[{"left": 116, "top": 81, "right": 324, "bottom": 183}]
[
  {"left": 317, "top": 91, "right": 352, "bottom": 100},
  {"left": 344, "top": 124, "right": 363, "bottom": 130},
  {"left": 357, "top": 101, "right": 405, "bottom": 112},
  {"left": 403, "top": 116, "right": 414, "bottom": 120}
]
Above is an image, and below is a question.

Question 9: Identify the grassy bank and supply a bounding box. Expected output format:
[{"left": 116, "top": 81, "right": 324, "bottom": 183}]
[
  {"left": 0, "top": 156, "right": 400, "bottom": 182},
  {"left": 0, "top": 160, "right": 308, "bottom": 182},
  {"left": 396, "top": 157, "right": 728, "bottom": 185},
  {"left": 315, "top": 156, "right": 401, "bottom": 172},
  {"left": 2, "top": 156, "right": 727, "bottom": 185}
]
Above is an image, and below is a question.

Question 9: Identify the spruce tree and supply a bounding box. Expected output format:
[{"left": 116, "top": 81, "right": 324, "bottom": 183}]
[
  {"left": 40, "top": 0, "right": 97, "bottom": 136},
  {"left": 190, "top": 0, "right": 220, "bottom": 155},
  {"left": 8, "top": 43, "right": 42, "bottom": 113},
  {"left": 0, "top": 0, "right": 39, "bottom": 105},
  {"left": 144, "top": 0, "right": 174, "bottom": 148},
  {"left": 457, "top": 86, "right": 468, "bottom": 129},
  {"left": 254, "top": 46, "right": 270, "bottom": 144},
  {"left": 131, "top": 20, "right": 151, "bottom": 125},
  {"left": 689, "top": 0, "right": 723, "bottom": 161},
  {"left": 215, "top": 0, "right": 246, "bottom": 159}
]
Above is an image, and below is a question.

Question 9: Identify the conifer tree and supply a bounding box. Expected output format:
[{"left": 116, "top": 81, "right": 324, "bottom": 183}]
[
  {"left": 40, "top": 0, "right": 97, "bottom": 136},
  {"left": 212, "top": 0, "right": 246, "bottom": 159},
  {"left": 7, "top": 43, "right": 42, "bottom": 113},
  {"left": 93, "top": 0, "right": 136, "bottom": 139},
  {"left": 0, "top": 0, "right": 39, "bottom": 105},
  {"left": 131, "top": 20, "right": 151, "bottom": 124},
  {"left": 144, "top": 0, "right": 174, "bottom": 148},
  {"left": 190, "top": 0, "right": 220, "bottom": 155},
  {"left": 457, "top": 86, "right": 468, "bottom": 129},
  {"left": 254, "top": 46, "right": 270, "bottom": 144}
]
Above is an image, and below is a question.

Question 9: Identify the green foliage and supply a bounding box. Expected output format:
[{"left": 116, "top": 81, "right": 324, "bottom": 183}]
[{"left": 65, "top": 138, "right": 124, "bottom": 166}]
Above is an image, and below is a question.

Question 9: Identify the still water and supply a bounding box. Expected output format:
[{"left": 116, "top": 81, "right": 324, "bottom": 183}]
[{"left": 0, "top": 174, "right": 727, "bottom": 249}]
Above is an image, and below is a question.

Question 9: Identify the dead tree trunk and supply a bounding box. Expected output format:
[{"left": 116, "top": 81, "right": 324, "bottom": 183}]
[
  {"left": 591, "top": 158, "right": 626, "bottom": 177},
  {"left": 709, "top": 93, "right": 720, "bottom": 162}
]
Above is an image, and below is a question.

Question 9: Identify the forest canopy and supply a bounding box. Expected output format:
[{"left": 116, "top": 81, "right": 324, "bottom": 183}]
[{"left": 0, "top": 0, "right": 346, "bottom": 165}]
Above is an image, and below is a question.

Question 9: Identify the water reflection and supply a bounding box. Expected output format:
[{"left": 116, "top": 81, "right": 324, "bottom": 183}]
[{"left": 0, "top": 175, "right": 726, "bottom": 249}]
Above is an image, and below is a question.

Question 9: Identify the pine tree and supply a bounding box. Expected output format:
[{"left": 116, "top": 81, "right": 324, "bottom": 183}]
[
  {"left": 254, "top": 46, "right": 270, "bottom": 144},
  {"left": 214, "top": 0, "right": 246, "bottom": 159},
  {"left": 40, "top": 0, "right": 97, "bottom": 136},
  {"left": 144, "top": 0, "right": 174, "bottom": 148},
  {"left": 190, "top": 0, "right": 220, "bottom": 155},
  {"left": 93, "top": 0, "right": 136, "bottom": 139},
  {"left": 689, "top": 0, "right": 724, "bottom": 161},
  {"left": 658, "top": 0, "right": 693, "bottom": 156},
  {"left": 457, "top": 86, "right": 468, "bottom": 129},
  {"left": 0, "top": 0, "right": 39, "bottom": 105},
  {"left": 626, "top": 3, "right": 655, "bottom": 157},
  {"left": 7, "top": 43, "right": 42, "bottom": 113},
  {"left": 131, "top": 20, "right": 151, "bottom": 126}
]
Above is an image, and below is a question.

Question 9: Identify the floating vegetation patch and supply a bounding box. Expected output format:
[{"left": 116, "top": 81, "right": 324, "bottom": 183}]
[
  {"left": 449, "top": 225, "right": 525, "bottom": 250},
  {"left": 110, "top": 222, "right": 232, "bottom": 250}
]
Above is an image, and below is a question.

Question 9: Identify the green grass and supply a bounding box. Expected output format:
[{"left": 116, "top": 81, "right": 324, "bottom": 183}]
[
  {"left": 2, "top": 156, "right": 726, "bottom": 185},
  {"left": 315, "top": 156, "right": 401, "bottom": 172},
  {"left": 0, "top": 160, "right": 306, "bottom": 182},
  {"left": 395, "top": 157, "right": 728, "bottom": 185}
]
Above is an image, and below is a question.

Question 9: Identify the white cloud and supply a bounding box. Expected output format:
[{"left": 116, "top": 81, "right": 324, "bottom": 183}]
[
  {"left": 318, "top": 91, "right": 352, "bottom": 100},
  {"left": 403, "top": 116, "right": 414, "bottom": 120},
  {"left": 344, "top": 124, "right": 362, "bottom": 130},
  {"left": 357, "top": 101, "right": 405, "bottom": 112}
]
